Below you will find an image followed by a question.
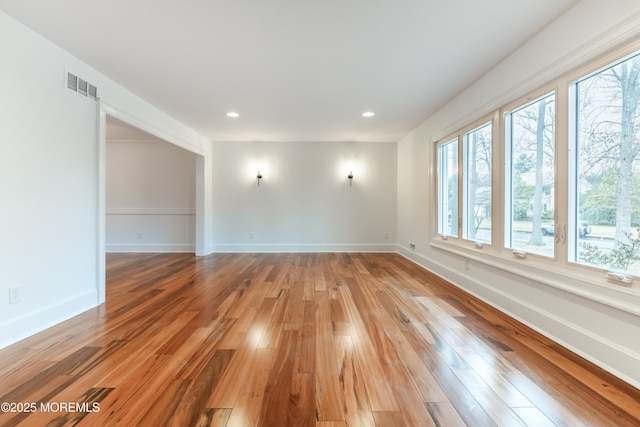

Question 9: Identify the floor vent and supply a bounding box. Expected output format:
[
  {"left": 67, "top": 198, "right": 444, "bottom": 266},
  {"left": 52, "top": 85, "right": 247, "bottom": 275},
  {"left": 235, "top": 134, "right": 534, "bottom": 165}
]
[{"left": 66, "top": 70, "right": 98, "bottom": 101}]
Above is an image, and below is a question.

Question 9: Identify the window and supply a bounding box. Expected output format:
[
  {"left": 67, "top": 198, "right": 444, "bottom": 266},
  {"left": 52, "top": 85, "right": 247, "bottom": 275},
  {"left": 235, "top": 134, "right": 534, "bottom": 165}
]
[
  {"left": 506, "top": 94, "right": 556, "bottom": 257},
  {"left": 463, "top": 123, "right": 492, "bottom": 243},
  {"left": 572, "top": 52, "right": 640, "bottom": 275},
  {"left": 434, "top": 44, "right": 640, "bottom": 282},
  {"left": 437, "top": 138, "right": 459, "bottom": 238}
]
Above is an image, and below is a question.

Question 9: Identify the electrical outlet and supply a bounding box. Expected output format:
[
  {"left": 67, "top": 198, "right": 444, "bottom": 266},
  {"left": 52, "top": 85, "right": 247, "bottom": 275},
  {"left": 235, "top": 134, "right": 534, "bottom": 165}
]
[
  {"left": 9, "top": 286, "right": 21, "bottom": 304},
  {"left": 409, "top": 242, "right": 416, "bottom": 251},
  {"left": 137, "top": 232, "right": 143, "bottom": 239},
  {"left": 384, "top": 232, "right": 388, "bottom": 240},
  {"left": 249, "top": 232, "right": 254, "bottom": 240}
]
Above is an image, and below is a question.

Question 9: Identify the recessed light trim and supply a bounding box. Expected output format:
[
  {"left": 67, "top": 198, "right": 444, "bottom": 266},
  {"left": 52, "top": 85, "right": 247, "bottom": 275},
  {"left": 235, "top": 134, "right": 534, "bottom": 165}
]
[
  {"left": 362, "top": 111, "right": 375, "bottom": 117},
  {"left": 226, "top": 112, "right": 239, "bottom": 118}
]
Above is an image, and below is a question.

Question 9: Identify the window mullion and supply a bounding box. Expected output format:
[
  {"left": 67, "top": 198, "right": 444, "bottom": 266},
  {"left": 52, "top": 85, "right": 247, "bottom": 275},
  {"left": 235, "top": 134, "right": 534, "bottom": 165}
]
[
  {"left": 492, "top": 110, "right": 504, "bottom": 252},
  {"left": 457, "top": 135, "right": 463, "bottom": 238},
  {"left": 556, "top": 83, "right": 570, "bottom": 265}
]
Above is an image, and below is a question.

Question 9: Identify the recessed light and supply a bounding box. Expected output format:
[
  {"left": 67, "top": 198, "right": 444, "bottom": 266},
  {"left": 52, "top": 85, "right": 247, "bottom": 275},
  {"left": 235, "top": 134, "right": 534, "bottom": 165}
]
[
  {"left": 226, "top": 112, "right": 239, "bottom": 118},
  {"left": 362, "top": 111, "right": 375, "bottom": 117}
]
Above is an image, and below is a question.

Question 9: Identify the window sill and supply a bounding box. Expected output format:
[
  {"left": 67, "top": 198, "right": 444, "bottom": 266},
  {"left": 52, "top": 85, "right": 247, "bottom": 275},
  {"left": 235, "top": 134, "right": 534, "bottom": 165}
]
[{"left": 429, "top": 239, "right": 640, "bottom": 317}]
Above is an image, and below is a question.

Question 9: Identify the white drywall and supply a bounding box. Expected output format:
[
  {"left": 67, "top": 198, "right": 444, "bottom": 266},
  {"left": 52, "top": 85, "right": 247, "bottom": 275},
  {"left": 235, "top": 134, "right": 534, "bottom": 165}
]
[
  {"left": 211, "top": 140, "right": 397, "bottom": 252},
  {"left": 106, "top": 139, "right": 196, "bottom": 252}
]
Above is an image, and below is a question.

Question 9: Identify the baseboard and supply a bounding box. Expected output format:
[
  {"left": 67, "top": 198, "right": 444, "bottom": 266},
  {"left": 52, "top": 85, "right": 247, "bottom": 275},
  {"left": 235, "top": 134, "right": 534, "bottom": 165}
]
[
  {"left": 211, "top": 243, "right": 397, "bottom": 253},
  {"left": 106, "top": 208, "right": 196, "bottom": 215},
  {"left": 396, "top": 245, "right": 640, "bottom": 390},
  {"left": 0, "top": 290, "right": 98, "bottom": 350},
  {"left": 106, "top": 243, "right": 195, "bottom": 253}
]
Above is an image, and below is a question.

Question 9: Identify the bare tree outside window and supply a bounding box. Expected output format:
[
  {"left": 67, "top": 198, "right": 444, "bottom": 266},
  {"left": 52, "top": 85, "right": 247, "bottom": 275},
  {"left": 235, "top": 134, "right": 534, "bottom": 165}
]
[
  {"left": 507, "top": 94, "right": 555, "bottom": 257},
  {"left": 576, "top": 53, "right": 640, "bottom": 275},
  {"left": 464, "top": 123, "right": 492, "bottom": 243}
]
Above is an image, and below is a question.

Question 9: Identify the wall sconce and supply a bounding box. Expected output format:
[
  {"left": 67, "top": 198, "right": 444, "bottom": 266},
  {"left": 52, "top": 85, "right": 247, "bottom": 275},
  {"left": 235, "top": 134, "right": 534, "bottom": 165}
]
[
  {"left": 347, "top": 171, "right": 354, "bottom": 186},
  {"left": 257, "top": 171, "right": 263, "bottom": 186}
]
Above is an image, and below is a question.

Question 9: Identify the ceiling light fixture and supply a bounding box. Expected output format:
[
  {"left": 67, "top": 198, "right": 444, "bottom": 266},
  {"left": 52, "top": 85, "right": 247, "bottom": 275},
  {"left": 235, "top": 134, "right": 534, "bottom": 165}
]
[
  {"left": 362, "top": 111, "right": 375, "bottom": 117},
  {"left": 226, "top": 112, "right": 239, "bottom": 118}
]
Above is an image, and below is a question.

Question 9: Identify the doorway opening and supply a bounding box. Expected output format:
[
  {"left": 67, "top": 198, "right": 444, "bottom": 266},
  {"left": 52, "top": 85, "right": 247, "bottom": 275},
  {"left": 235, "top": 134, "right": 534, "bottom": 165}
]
[
  {"left": 105, "top": 116, "right": 197, "bottom": 253},
  {"left": 96, "top": 103, "right": 207, "bottom": 304}
]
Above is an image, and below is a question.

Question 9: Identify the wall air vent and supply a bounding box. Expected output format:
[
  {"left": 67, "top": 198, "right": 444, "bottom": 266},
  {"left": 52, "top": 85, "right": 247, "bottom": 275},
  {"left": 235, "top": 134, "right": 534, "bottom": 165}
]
[
  {"left": 67, "top": 72, "right": 78, "bottom": 92},
  {"left": 65, "top": 70, "right": 98, "bottom": 101}
]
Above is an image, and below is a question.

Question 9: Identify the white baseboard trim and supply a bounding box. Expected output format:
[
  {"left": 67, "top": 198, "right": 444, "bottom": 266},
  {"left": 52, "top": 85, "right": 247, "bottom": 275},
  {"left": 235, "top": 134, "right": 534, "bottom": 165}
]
[
  {"left": 106, "top": 243, "right": 195, "bottom": 253},
  {"left": 0, "top": 290, "right": 98, "bottom": 350},
  {"left": 106, "top": 208, "right": 195, "bottom": 215},
  {"left": 396, "top": 245, "right": 640, "bottom": 390},
  {"left": 211, "top": 243, "right": 397, "bottom": 253}
]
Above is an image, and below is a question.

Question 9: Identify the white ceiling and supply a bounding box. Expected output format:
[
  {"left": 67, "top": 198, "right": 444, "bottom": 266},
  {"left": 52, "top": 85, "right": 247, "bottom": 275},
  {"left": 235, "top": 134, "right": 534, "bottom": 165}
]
[{"left": 1, "top": 0, "right": 577, "bottom": 142}]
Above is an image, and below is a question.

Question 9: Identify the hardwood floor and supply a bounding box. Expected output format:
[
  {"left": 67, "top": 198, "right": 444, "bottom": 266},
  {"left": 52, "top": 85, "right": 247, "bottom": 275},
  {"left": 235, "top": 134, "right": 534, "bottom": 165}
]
[{"left": 1, "top": 252, "right": 638, "bottom": 426}]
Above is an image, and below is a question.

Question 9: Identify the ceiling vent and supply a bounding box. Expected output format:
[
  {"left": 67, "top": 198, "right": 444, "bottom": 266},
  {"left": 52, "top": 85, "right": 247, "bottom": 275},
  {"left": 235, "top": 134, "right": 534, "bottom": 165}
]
[{"left": 66, "top": 70, "right": 98, "bottom": 101}]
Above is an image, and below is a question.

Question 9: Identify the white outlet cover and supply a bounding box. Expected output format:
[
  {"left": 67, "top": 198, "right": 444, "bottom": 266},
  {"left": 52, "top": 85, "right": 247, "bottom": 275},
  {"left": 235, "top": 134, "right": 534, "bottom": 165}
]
[{"left": 9, "top": 286, "right": 21, "bottom": 304}]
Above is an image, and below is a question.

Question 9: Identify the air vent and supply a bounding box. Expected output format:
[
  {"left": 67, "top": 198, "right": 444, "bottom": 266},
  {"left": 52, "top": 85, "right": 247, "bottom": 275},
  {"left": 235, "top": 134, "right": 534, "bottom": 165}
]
[
  {"left": 78, "top": 78, "right": 88, "bottom": 96},
  {"left": 65, "top": 70, "right": 98, "bottom": 101},
  {"left": 67, "top": 72, "right": 78, "bottom": 91}
]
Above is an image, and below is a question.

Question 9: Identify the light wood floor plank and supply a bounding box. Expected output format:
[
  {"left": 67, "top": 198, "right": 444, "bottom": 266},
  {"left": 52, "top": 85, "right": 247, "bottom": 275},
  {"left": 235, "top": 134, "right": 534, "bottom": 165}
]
[
  {"left": 257, "top": 330, "right": 297, "bottom": 426},
  {"left": 333, "top": 335, "right": 376, "bottom": 427},
  {"left": 338, "top": 285, "right": 400, "bottom": 412},
  {"left": 452, "top": 368, "right": 527, "bottom": 426},
  {"left": 288, "top": 373, "right": 316, "bottom": 427},
  {"left": 226, "top": 348, "right": 275, "bottom": 427},
  {"left": 425, "top": 402, "right": 467, "bottom": 427},
  {"left": 314, "top": 290, "right": 346, "bottom": 421},
  {"left": 452, "top": 345, "right": 533, "bottom": 408}
]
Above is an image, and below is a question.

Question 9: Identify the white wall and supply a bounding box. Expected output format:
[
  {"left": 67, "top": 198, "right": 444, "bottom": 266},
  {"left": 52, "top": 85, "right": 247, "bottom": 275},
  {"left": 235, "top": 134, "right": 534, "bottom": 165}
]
[
  {"left": 106, "top": 139, "right": 196, "bottom": 252},
  {"left": 397, "top": 0, "right": 640, "bottom": 387},
  {"left": 0, "top": 10, "right": 210, "bottom": 348},
  {"left": 211, "top": 141, "right": 397, "bottom": 252},
  {"left": 0, "top": 12, "right": 98, "bottom": 349}
]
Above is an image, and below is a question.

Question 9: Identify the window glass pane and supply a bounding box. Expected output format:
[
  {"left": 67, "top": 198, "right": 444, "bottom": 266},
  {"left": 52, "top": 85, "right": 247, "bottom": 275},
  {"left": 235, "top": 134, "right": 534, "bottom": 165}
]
[
  {"left": 463, "top": 123, "right": 492, "bottom": 243},
  {"left": 507, "top": 94, "right": 555, "bottom": 257},
  {"left": 438, "top": 139, "right": 458, "bottom": 237},
  {"left": 575, "top": 52, "right": 640, "bottom": 275}
]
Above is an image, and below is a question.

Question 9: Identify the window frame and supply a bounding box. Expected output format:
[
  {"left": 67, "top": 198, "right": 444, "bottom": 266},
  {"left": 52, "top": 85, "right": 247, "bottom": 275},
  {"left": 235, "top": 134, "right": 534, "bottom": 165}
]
[
  {"left": 431, "top": 38, "right": 640, "bottom": 289},
  {"left": 436, "top": 136, "right": 461, "bottom": 240},
  {"left": 568, "top": 50, "right": 640, "bottom": 275},
  {"left": 462, "top": 120, "right": 494, "bottom": 245},
  {"left": 503, "top": 91, "right": 558, "bottom": 261},
  {"left": 435, "top": 114, "right": 498, "bottom": 248}
]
